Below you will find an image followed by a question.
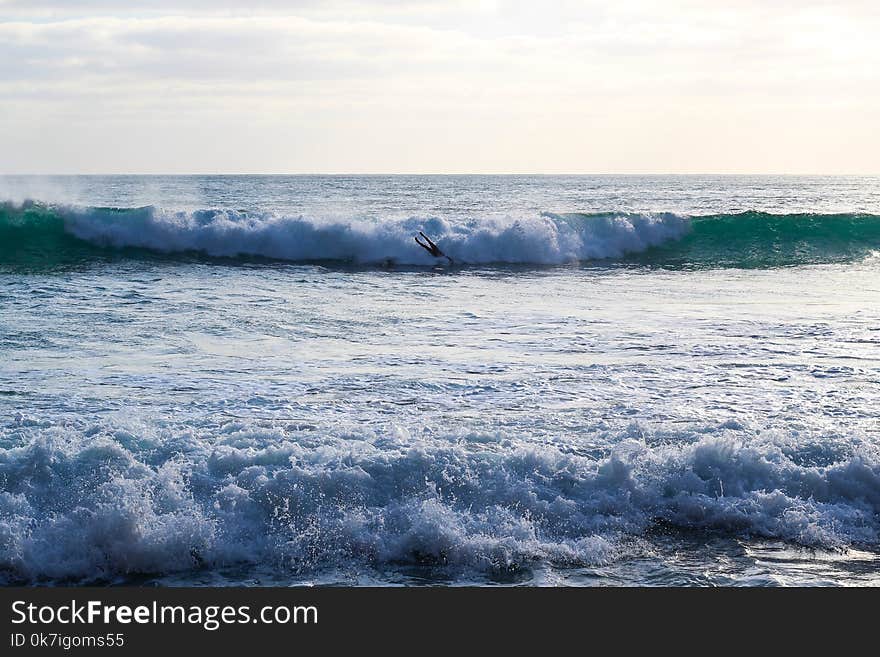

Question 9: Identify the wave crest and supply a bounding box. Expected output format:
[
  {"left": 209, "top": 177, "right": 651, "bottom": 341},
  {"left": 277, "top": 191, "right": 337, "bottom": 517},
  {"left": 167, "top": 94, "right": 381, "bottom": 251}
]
[
  {"left": 3, "top": 201, "right": 880, "bottom": 268},
  {"left": 1, "top": 419, "right": 878, "bottom": 583}
]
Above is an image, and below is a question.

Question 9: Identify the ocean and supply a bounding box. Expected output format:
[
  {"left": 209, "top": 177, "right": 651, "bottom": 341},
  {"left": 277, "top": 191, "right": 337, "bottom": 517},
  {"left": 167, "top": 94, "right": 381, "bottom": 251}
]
[{"left": 1, "top": 175, "right": 879, "bottom": 586}]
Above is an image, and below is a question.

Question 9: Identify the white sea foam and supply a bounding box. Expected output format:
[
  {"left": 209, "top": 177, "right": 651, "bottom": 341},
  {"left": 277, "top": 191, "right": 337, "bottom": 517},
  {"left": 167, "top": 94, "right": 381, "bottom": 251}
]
[
  {"left": 1, "top": 418, "right": 877, "bottom": 583},
  {"left": 58, "top": 206, "right": 691, "bottom": 265}
]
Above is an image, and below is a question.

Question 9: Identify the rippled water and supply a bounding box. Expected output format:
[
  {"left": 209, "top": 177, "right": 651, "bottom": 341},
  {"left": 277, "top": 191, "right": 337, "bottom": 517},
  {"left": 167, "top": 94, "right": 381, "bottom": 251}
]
[{"left": 1, "top": 175, "right": 879, "bottom": 586}]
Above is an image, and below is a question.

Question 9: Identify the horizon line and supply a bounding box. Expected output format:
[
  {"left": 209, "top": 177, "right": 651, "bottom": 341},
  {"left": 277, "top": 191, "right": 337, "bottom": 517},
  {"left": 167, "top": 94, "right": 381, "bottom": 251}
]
[{"left": 3, "top": 172, "right": 879, "bottom": 177}]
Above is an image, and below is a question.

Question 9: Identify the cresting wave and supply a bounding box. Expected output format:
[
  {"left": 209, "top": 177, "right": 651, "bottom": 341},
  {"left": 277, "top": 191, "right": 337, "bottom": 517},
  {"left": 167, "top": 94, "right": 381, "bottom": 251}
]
[
  {"left": 1, "top": 417, "right": 878, "bottom": 584},
  {"left": 3, "top": 200, "right": 880, "bottom": 269}
]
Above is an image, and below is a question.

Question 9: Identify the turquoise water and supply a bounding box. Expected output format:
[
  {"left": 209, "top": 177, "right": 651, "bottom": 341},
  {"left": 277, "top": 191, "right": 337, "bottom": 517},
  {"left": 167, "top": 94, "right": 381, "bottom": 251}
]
[{"left": 1, "top": 175, "right": 879, "bottom": 586}]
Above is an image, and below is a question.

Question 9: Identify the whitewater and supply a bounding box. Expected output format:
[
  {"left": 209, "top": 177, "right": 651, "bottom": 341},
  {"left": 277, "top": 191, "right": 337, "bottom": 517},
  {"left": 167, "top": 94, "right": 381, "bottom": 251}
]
[{"left": 1, "top": 175, "right": 879, "bottom": 586}]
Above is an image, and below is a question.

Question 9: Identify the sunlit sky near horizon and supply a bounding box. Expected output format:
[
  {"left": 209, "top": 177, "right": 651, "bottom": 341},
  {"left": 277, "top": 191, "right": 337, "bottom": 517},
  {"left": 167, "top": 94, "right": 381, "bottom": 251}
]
[{"left": 1, "top": 1, "right": 879, "bottom": 174}]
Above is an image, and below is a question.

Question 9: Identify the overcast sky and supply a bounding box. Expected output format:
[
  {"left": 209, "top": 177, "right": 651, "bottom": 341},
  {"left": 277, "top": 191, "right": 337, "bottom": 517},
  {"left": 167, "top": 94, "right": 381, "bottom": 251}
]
[{"left": 1, "top": 1, "right": 878, "bottom": 174}]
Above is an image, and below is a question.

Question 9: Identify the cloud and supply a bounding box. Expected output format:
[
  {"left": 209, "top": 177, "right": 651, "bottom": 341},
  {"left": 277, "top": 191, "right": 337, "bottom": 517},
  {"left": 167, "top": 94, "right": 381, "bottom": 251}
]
[{"left": 1, "top": 1, "right": 879, "bottom": 173}]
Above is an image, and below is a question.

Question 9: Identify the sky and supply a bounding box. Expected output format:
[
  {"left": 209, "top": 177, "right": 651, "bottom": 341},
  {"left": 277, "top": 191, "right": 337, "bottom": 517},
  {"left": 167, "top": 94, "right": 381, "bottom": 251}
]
[{"left": 1, "top": 1, "right": 879, "bottom": 174}]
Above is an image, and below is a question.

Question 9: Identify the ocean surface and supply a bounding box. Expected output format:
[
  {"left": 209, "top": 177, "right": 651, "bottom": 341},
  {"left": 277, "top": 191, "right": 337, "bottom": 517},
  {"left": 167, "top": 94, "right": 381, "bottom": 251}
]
[{"left": 1, "top": 175, "right": 879, "bottom": 586}]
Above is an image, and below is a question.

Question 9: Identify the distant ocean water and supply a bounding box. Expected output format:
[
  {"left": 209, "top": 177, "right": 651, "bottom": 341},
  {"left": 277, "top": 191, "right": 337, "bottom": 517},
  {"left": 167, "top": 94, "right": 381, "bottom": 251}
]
[{"left": 1, "top": 175, "right": 879, "bottom": 586}]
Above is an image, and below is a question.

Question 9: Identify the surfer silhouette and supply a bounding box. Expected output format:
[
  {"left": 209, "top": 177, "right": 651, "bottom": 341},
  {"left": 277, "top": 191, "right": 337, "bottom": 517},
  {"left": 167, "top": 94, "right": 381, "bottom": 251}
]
[{"left": 414, "top": 231, "right": 453, "bottom": 264}]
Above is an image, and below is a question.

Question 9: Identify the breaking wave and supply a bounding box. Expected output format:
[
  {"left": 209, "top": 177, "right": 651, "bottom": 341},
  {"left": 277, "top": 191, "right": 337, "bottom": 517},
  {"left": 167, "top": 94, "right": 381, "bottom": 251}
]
[
  {"left": 4, "top": 201, "right": 880, "bottom": 269},
  {"left": 1, "top": 416, "right": 878, "bottom": 584}
]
